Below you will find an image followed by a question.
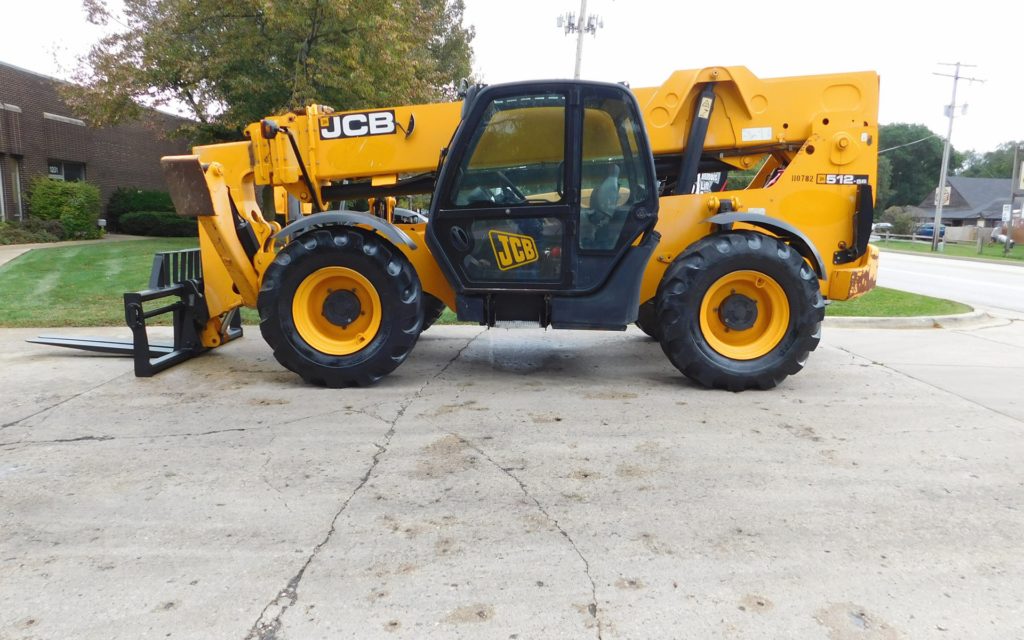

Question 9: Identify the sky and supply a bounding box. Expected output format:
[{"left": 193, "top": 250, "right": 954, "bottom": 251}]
[{"left": 2, "top": 0, "right": 1021, "bottom": 153}]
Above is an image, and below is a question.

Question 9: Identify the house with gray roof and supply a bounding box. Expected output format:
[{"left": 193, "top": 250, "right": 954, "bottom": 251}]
[{"left": 910, "top": 176, "right": 1014, "bottom": 228}]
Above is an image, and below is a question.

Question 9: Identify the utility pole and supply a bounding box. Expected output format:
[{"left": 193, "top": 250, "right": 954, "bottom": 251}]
[
  {"left": 930, "top": 62, "right": 983, "bottom": 251},
  {"left": 557, "top": 0, "right": 604, "bottom": 79},
  {"left": 1008, "top": 144, "right": 1024, "bottom": 254}
]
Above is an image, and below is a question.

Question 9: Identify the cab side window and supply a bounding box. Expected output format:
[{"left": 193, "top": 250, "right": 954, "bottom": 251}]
[
  {"left": 579, "top": 93, "right": 651, "bottom": 250},
  {"left": 448, "top": 94, "right": 567, "bottom": 208}
]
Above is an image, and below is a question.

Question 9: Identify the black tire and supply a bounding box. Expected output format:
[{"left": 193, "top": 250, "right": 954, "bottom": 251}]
[
  {"left": 420, "top": 293, "right": 447, "bottom": 331},
  {"left": 635, "top": 300, "right": 660, "bottom": 340},
  {"left": 655, "top": 231, "right": 824, "bottom": 391},
  {"left": 258, "top": 228, "right": 422, "bottom": 387}
]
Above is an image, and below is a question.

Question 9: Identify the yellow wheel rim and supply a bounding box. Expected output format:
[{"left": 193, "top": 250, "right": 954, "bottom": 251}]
[
  {"left": 698, "top": 270, "right": 789, "bottom": 360},
  {"left": 292, "top": 267, "right": 382, "bottom": 356}
]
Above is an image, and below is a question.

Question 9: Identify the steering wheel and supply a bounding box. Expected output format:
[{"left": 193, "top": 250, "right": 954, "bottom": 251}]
[{"left": 495, "top": 170, "right": 526, "bottom": 203}]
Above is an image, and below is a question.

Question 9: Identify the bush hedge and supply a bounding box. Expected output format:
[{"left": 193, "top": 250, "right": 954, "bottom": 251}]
[
  {"left": 0, "top": 221, "right": 61, "bottom": 245},
  {"left": 106, "top": 187, "right": 175, "bottom": 230},
  {"left": 119, "top": 211, "right": 197, "bottom": 237},
  {"left": 23, "top": 216, "right": 66, "bottom": 239},
  {"left": 28, "top": 177, "right": 103, "bottom": 239}
]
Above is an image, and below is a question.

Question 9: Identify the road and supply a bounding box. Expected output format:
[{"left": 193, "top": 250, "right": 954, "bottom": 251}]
[
  {"left": 878, "top": 250, "right": 1024, "bottom": 315},
  {"left": 3, "top": 324, "right": 1023, "bottom": 639}
]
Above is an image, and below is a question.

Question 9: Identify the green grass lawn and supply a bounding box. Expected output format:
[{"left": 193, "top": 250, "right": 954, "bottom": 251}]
[
  {"left": 875, "top": 239, "right": 1024, "bottom": 263},
  {"left": 0, "top": 240, "right": 972, "bottom": 327},
  {"left": 436, "top": 308, "right": 460, "bottom": 325},
  {"left": 825, "top": 286, "right": 971, "bottom": 317},
  {"left": 0, "top": 239, "right": 199, "bottom": 327}
]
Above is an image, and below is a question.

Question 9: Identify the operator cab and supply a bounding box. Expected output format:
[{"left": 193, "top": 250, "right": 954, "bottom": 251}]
[{"left": 426, "top": 80, "right": 660, "bottom": 329}]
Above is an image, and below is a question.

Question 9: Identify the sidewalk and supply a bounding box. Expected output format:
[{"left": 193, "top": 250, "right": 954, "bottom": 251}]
[{"left": 0, "top": 234, "right": 153, "bottom": 268}]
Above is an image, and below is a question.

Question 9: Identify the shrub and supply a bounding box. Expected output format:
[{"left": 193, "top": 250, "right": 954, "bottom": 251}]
[
  {"left": 27, "top": 177, "right": 103, "bottom": 239},
  {"left": 22, "top": 216, "right": 66, "bottom": 240},
  {"left": 880, "top": 206, "right": 916, "bottom": 236},
  {"left": 106, "top": 187, "right": 174, "bottom": 230},
  {"left": 27, "top": 177, "right": 69, "bottom": 221},
  {"left": 0, "top": 221, "right": 61, "bottom": 245},
  {"left": 119, "top": 211, "right": 197, "bottom": 237}
]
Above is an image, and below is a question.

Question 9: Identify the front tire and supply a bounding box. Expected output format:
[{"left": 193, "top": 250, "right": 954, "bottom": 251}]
[
  {"left": 258, "top": 228, "right": 422, "bottom": 387},
  {"left": 655, "top": 231, "right": 824, "bottom": 391}
]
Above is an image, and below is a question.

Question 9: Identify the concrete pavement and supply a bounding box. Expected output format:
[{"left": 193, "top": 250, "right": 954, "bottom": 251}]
[{"left": 2, "top": 324, "right": 1022, "bottom": 639}]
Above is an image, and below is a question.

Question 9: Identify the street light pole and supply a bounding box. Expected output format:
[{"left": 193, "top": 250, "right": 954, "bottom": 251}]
[
  {"left": 931, "top": 62, "right": 983, "bottom": 252},
  {"left": 557, "top": 0, "right": 604, "bottom": 79},
  {"left": 573, "top": 0, "right": 588, "bottom": 80}
]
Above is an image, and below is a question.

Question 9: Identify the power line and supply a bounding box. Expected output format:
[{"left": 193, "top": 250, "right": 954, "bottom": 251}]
[{"left": 879, "top": 134, "right": 941, "bottom": 154}]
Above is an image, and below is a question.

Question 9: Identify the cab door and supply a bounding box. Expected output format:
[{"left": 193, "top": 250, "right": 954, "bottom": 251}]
[{"left": 427, "top": 82, "right": 657, "bottom": 295}]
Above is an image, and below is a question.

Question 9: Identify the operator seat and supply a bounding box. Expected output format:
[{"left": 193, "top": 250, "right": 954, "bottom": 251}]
[
  {"left": 591, "top": 164, "right": 621, "bottom": 217},
  {"left": 585, "top": 164, "right": 622, "bottom": 249}
]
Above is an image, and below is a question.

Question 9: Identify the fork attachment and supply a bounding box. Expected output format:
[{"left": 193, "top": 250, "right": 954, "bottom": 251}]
[{"left": 30, "top": 248, "right": 242, "bottom": 377}]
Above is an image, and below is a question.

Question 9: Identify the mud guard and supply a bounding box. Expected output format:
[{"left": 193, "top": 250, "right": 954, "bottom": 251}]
[
  {"left": 274, "top": 211, "right": 418, "bottom": 250},
  {"left": 704, "top": 212, "right": 827, "bottom": 280}
]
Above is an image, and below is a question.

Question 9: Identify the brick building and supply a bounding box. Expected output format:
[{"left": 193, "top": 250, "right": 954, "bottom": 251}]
[{"left": 0, "top": 60, "right": 190, "bottom": 222}]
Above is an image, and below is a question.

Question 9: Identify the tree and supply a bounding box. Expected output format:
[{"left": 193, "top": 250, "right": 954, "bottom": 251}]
[
  {"left": 69, "top": 0, "right": 474, "bottom": 142},
  {"left": 875, "top": 154, "right": 893, "bottom": 218},
  {"left": 959, "top": 141, "right": 1024, "bottom": 178},
  {"left": 877, "top": 123, "right": 963, "bottom": 210},
  {"left": 878, "top": 205, "right": 915, "bottom": 235}
]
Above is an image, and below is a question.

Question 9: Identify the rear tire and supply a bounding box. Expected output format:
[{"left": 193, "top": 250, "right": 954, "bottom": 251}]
[
  {"left": 258, "top": 228, "right": 422, "bottom": 387},
  {"left": 655, "top": 231, "right": 824, "bottom": 391},
  {"left": 635, "top": 300, "right": 660, "bottom": 340}
]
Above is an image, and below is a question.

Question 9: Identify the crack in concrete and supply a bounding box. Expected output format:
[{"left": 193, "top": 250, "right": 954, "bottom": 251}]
[
  {"left": 243, "top": 329, "right": 484, "bottom": 640},
  {"left": 0, "top": 427, "right": 252, "bottom": 451},
  {"left": 258, "top": 436, "right": 292, "bottom": 513},
  {"left": 0, "top": 434, "right": 114, "bottom": 450},
  {"left": 0, "top": 406, "right": 401, "bottom": 453},
  {"left": 834, "top": 344, "right": 1024, "bottom": 426},
  {"left": 453, "top": 432, "right": 603, "bottom": 640},
  {"left": 242, "top": 434, "right": 393, "bottom": 640},
  {"left": 0, "top": 370, "right": 130, "bottom": 431}
]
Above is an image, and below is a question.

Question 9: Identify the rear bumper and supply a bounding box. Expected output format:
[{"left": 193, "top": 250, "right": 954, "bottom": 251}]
[{"left": 827, "top": 243, "right": 879, "bottom": 301}]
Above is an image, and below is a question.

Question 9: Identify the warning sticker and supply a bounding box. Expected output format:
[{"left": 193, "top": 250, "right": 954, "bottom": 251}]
[{"left": 697, "top": 97, "right": 713, "bottom": 119}]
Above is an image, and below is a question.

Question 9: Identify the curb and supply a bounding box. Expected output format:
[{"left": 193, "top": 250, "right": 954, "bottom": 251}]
[{"left": 824, "top": 309, "right": 1001, "bottom": 330}]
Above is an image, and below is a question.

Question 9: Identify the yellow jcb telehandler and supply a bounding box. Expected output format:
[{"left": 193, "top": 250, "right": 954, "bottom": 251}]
[{"left": 36, "top": 66, "right": 880, "bottom": 390}]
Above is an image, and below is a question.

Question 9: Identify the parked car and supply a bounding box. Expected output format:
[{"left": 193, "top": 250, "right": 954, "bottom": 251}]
[
  {"left": 913, "top": 223, "right": 946, "bottom": 239},
  {"left": 871, "top": 222, "right": 893, "bottom": 233}
]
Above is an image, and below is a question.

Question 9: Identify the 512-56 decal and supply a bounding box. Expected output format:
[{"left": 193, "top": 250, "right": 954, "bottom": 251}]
[{"left": 816, "top": 174, "right": 870, "bottom": 185}]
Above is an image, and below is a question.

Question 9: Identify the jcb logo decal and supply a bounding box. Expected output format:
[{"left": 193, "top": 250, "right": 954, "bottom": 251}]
[
  {"left": 319, "top": 110, "right": 396, "bottom": 139},
  {"left": 489, "top": 230, "right": 538, "bottom": 271}
]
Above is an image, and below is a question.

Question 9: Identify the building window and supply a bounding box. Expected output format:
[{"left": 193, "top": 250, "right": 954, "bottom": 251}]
[
  {"left": 48, "top": 160, "right": 86, "bottom": 182},
  {"left": 10, "top": 157, "right": 24, "bottom": 219}
]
